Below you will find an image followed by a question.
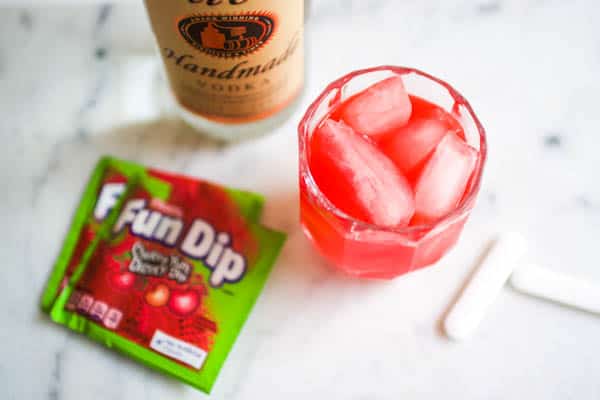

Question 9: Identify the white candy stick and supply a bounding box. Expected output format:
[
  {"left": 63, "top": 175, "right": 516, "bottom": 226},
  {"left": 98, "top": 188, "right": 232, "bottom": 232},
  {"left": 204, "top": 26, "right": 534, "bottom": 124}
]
[
  {"left": 444, "top": 232, "right": 526, "bottom": 341},
  {"left": 510, "top": 264, "right": 600, "bottom": 315}
]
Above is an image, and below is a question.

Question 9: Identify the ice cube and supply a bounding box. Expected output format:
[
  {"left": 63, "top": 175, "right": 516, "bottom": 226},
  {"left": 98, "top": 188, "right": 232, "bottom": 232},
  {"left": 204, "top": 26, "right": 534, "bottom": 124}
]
[
  {"left": 379, "top": 118, "right": 450, "bottom": 177},
  {"left": 341, "top": 76, "right": 412, "bottom": 139},
  {"left": 413, "top": 133, "right": 478, "bottom": 224},
  {"left": 310, "top": 119, "right": 415, "bottom": 227}
]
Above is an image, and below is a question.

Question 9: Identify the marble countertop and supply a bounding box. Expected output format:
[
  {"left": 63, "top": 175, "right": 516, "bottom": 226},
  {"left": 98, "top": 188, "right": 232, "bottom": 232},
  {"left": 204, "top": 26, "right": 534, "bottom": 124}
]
[{"left": 2, "top": 1, "right": 600, "bottom": 399}]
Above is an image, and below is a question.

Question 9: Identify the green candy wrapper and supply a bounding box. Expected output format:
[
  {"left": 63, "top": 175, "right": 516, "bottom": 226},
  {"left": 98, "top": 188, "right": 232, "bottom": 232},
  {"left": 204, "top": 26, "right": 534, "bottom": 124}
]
[
  {"left": 41, "top": 156, "right": 265, "bottom": 312},
  {"left": 43, "top": 157, "right": 285, "bottom": 393}
]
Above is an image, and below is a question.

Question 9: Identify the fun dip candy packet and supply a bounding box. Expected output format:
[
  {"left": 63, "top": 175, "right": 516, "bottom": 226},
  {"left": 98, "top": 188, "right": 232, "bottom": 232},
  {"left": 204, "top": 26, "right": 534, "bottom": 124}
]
[
  {"left": 43, "top": 157, "right": 285, "bottom": 393},
  {"left": 41, "top": 156, "right": 265, "bottom": 312}
]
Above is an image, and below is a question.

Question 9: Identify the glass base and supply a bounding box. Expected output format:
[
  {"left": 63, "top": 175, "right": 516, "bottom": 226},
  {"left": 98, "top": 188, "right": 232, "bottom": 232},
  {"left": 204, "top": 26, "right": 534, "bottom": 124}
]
[{"left": 174, "top": 92, "right": 303, "bottom": 142}]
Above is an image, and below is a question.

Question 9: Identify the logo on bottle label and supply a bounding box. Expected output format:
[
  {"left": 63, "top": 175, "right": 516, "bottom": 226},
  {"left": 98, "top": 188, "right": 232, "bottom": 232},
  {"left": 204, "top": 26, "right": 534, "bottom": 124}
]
[{"left": 178, "top": 13, "right": 276, "bottom": 58}]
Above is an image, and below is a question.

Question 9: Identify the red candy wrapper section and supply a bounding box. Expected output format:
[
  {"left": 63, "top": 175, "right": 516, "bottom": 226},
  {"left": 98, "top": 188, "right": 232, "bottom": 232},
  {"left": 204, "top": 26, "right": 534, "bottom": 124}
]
[
  {"left": 43, "top": 157, "right": 285, "bottom": 394},
  {"left": 41, "top": 157, "right": 265, "bottom": 312}
]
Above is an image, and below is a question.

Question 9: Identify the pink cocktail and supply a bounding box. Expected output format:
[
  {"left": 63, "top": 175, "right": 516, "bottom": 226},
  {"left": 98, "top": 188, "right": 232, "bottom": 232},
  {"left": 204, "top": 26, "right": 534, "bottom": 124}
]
[{"left": 299, "top": 66, "right": 487, "bottom": 279}]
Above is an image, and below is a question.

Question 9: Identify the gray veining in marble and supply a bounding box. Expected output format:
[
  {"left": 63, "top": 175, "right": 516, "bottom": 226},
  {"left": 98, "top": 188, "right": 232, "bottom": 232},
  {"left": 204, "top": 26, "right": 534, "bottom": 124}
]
[{"left": 1, "top": 1, "right": 600, "bottom": 399}]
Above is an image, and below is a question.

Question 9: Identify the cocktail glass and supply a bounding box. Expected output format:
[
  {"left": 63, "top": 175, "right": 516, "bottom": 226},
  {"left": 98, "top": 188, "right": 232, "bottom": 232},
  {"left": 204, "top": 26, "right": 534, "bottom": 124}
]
[{"left": 298, "top": 66, "right": 487, "bottom": 279}]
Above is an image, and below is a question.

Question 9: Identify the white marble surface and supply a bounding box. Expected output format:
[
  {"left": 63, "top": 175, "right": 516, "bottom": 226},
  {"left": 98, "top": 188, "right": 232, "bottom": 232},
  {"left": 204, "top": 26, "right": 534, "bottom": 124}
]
[{"left": 2, "top": 1, "right": 600, "bottom": 399}]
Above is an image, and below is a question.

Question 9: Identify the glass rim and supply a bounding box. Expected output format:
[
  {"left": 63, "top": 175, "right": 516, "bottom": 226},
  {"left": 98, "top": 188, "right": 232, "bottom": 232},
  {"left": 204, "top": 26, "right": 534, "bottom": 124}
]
[{"left": 298, "top": 65, "right": 488, "bottom": 236}]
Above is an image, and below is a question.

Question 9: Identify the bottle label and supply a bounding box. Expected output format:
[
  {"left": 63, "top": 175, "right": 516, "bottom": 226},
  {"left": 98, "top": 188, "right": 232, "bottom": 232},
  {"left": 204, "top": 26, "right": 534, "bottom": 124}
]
[{"left": 144, "top": 0, "right": 304, "bottom": 124}]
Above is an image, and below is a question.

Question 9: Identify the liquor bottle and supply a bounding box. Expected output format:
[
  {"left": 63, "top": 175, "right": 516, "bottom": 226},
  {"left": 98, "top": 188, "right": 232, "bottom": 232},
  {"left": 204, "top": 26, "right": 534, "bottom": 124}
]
[{"left": 144, "top": 0, "right": 305, "bottom": 141}]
